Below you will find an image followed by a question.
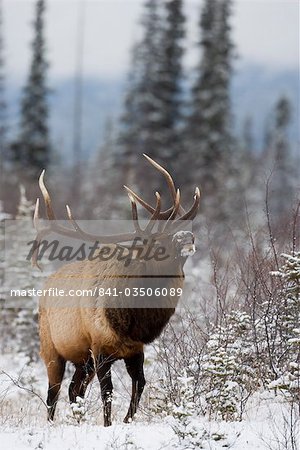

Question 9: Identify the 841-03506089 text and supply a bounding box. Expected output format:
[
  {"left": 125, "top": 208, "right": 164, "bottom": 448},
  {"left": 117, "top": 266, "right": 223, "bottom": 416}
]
[{"left": 98, "top": 287, "right": 183, "bottom": 297}]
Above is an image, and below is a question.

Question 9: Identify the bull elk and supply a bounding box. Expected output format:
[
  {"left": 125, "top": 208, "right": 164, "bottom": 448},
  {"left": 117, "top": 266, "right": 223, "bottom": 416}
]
[{"left": 33, "top": 154, "right": 200, "bottom": 426}]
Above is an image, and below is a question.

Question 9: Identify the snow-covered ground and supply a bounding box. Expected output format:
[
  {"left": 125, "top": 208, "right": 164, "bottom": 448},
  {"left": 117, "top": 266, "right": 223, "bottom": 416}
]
[{"left": 0, "top": 353, "right": 298, "bottom": 450}]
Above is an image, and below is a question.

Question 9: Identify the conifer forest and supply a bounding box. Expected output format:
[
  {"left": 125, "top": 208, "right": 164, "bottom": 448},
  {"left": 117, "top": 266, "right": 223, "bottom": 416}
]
[{"left": 0, "top": 1, "right": 299, "bottom": 449}]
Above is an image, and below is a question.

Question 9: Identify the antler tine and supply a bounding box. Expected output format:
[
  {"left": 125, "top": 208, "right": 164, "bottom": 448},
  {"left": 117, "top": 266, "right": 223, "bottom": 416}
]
[
  {"left": 170, "top": 189, "right": 181, "bottom": 220},
  {"left": 127, "top": 193, "right": 142, "bottom": 233},
  {"left": 66, "top": 204, "right": 81, "bottom": 231},
  {"left": 163, "top": 189, "right": 181, "bottom": 232},
  {"left": 143, "top": 154, "right": 186, "bottom": 215},
  {"left": 33, "top": 197, "right": 40, "bottom": 231},
  {"left": 124, "top": 185, "right": 153, "bottom": 214},
  {"left": 32, "top": 198, "right": 42, "bottom": 269},
  {"left": 39, "top": 170, "right": 56, "bottom": 220},
  {"left": 32, "top": 197, "right": 51, "bottom": 270},
  {"left": 39, "top": 171, "right": 83, "bottom": 237},
  {"left": 39, "top": 172, "right": 86, "bottom": 238},
  {"left": 143, "top": 154, "right": 176, "bottom": 201},
  {"left": 152, "top": 192, "right": 162, "bottom": 220},
  {"left": 175, "top": 187, "right": 200, "bottom": 223},
  {"left": 144, "top": 191, "right": 161, "bottom": 233},
  {"left": 124, "top": 185, "right": 173, "bottom": 219}
]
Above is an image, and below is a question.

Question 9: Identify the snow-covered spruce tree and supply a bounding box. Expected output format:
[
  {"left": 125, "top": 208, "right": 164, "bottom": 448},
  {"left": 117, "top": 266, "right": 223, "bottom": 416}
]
[
  {"left": 3, "top": 186, "right": 39, "bottom": 361},
  {"left": 116, "top": 42, "right": 143, "bottom": 190},
  {"left": 118, "top": 40, "right": 145, "bottom": 151},
  {"left": 170, "top": 370, "right": 205, "bottom": 449},
  {"left": 186, "top": 0, "right": 236, "bottom": 220},
  {"left": 118, "top": 0, "right": 185, "bottom": 193},
  {"left": 202, "top": 311, "right": 256, "bottom": 421},
  {"left": 154, "top": 0, "right": 185, "bottom": 178},
  {"left": 118, "top": 0, "right": 164, "bottom": 194},
  {"left": 11, "top": 0, "right": 51, "bottom": 174},
  {"left": 187, "top": 0, "right": 234, "bottom": 181},
  {"left": 269, "top": 252, "right": 300, "bottom": 402},
  {"left": 203, "top": 338, "right": 239, "bottom": 421},
  {"left": 119, "top": 0, "right": 162, "bottom": 153}
]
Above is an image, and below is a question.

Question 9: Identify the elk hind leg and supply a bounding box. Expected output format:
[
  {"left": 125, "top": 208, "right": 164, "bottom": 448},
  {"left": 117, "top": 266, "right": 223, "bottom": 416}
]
[
  {"left": 123, "top": 352, "right": 145, "bottom": 423},
  {"left": 46, "top": 355, "right": 66, "bottom": 421}
]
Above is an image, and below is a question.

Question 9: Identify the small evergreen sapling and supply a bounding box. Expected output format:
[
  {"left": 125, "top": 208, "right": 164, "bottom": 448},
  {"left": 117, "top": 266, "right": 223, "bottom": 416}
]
[
  {"left": 269, "top": 252, "right": 300, "bottom": 401},
  {"left": 203, "top": 311, "right": 257, "bottom": 420}
]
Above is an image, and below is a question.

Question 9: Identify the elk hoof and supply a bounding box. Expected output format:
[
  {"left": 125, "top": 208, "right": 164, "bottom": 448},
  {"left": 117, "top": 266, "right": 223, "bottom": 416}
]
[
  {"left": 104, "top": 420, "right": 112, "bottom": 427},
  {"left": 123, "top": 415, "right": 133, "bottom": 424}
]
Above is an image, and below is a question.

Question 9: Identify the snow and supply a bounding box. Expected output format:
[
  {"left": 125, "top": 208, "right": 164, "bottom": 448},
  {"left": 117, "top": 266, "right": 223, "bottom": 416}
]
[
  {"left": 0, "top": 397, "right": 296, "bottom": 450},
  {"left": 0, "top": 354, "right": 297, "bottom": 450},
  {"left": 0, "top": 423, "right": 173, "bottom": 450}
]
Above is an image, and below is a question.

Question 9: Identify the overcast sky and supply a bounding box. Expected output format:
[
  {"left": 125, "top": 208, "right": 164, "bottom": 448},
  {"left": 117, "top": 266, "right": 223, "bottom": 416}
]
[{"left": 3, "top": 0, "right": 299, "bottom": 82}]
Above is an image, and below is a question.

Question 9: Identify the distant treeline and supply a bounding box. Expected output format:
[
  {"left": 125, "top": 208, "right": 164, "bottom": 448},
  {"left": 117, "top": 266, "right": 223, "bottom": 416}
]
[{"left": 0, "top": 0, "right": 298, "bottom": 227}]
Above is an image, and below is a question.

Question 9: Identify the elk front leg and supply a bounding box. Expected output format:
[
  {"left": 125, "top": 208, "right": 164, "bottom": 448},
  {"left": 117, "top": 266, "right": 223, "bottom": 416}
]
[
  {"left": 96, "top": 354, "right": 115, "bottom": 427},
  {"left": 69, "top": 356, "right": 95, "bottom": 404},
  {"left": 123, "top": 352, "right": 145, "bottom": 423}
]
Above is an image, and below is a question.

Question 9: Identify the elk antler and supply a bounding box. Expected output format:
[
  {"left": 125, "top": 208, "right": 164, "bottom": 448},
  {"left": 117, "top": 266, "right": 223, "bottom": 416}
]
[{"left": 32, "top": 157, "right": 200, "bottom": 268}]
